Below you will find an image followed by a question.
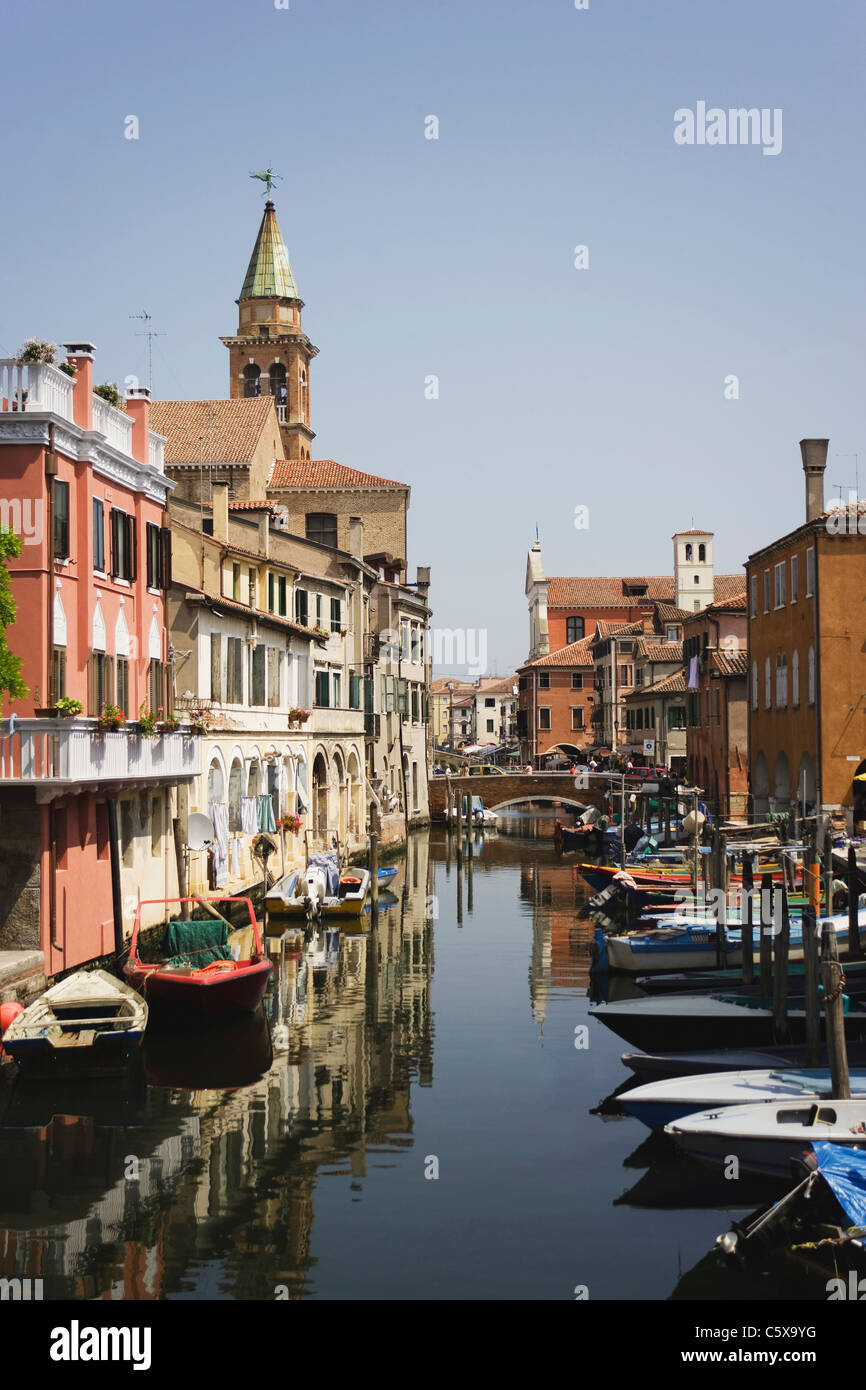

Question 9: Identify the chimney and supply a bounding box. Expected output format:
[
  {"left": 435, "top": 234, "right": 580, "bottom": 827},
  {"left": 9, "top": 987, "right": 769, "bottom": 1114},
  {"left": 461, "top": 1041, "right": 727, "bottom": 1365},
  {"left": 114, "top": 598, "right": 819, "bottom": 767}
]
[
  {"left": 257, "top": 510, "right": 270, "bottom": 558},
  {"left": 416, "top": 565, "right": 430, "bottom": 596},
  {"left": 62, "top": 342, "right": 96, "bottom": 431},
  {"left": 800, "top": 438, "right": 828, "bottom": 523},
  {"left": 125, "top": 386, "right": 151, "bottom": 466},
  {"left": 348, "top": 515, "right": 364, "bottom": 559},
  {"left": 212, "top": 481, "right": 229, "bottom": 542},
  {"left": 639, "top": 605, "right": 654, "bottom": 635}
]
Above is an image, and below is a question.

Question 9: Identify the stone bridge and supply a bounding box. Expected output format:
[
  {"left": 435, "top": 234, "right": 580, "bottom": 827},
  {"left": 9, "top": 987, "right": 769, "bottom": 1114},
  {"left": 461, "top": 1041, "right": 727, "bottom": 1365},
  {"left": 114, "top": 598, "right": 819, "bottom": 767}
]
[{"left": 427, "top": 772, "right": 606, "bottom": 821}]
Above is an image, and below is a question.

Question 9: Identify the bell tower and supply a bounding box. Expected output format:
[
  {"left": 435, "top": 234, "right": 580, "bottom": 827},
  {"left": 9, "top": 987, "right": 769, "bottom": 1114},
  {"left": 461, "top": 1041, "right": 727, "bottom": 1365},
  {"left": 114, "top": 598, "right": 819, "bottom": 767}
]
[{"left": 221, "top": 198, "right": 319, "bottom": 460}]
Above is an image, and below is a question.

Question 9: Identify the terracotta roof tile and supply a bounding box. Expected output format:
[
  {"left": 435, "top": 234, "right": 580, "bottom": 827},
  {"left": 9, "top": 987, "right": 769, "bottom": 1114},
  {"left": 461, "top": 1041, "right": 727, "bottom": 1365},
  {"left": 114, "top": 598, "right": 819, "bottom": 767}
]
[
  {"left": 547, "top": 574, "right": 744, "bottom": 609},
  {"left": 181, "top": 586, "right": 317, "bottom": 641},
  {"left": 269, "top": 458, "right": 408, "bottom": 490},
  {"left": 711, "top": 650, "right": 749, "bottom": 677},
  {"left": 522, "top": 636, "right": 594, "bottom": 669},
  {"left": 624, "top": 670, "right": 688, "bottom": 697},
  {"left": 707, "top": 591, "right": 747, "bottom": 611},
  {"left": 151, "top": 398, "right": 278, "bottom": 465},
  {"left": 635, "top": 639, "right": 684, "bottom": 663},
  {"left": 228, "top": 499, "right": 277, "bottom": 512}
]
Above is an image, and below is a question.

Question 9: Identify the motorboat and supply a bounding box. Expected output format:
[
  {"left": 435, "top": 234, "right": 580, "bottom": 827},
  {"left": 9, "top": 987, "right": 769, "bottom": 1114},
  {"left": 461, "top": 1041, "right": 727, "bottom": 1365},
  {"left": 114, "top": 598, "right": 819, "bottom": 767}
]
[
  {"left": 620, "top": 1067, "right": 866, "bottom": 1129},
  {"left": 267, "top": 853, "right": 371, "bottom": 919},
  {"left": 666, "top": 1099, "right": 866, "bottom": 1178}
]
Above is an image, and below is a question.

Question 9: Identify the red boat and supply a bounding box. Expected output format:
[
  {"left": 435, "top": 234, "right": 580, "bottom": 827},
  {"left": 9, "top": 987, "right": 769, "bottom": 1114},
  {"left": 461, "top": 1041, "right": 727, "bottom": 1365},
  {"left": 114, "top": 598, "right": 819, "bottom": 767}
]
[{"left": 124, "top": 897, "right": 272, "bottom": 1019}]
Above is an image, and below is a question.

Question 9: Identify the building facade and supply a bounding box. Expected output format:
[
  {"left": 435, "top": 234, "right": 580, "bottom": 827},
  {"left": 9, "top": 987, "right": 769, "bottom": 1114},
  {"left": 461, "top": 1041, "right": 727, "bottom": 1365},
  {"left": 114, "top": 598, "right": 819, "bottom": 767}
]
[{"left": 0, "top": 347, "right": 196, "bottom": 971}]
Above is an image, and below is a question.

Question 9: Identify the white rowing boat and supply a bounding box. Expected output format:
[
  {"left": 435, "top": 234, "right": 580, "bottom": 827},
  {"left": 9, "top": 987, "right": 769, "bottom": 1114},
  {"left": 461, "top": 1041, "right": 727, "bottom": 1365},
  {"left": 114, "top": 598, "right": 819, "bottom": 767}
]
[{"left": 1, "top": 970, "right": 147, "bottom": 1077}]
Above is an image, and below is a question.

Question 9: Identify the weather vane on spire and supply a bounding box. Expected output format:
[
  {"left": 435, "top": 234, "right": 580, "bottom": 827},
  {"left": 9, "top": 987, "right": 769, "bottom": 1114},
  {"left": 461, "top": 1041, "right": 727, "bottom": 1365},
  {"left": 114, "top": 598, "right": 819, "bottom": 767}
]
[{"left": 250, "top": 168, "right": 281, "bottom": 198}]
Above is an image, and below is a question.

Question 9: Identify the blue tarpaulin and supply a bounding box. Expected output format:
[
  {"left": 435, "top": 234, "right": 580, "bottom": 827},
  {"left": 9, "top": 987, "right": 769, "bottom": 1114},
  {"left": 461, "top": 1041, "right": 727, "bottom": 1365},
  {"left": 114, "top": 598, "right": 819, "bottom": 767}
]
[{"left": 812, "top": 1142, "right": 866, "bottom": 1228}]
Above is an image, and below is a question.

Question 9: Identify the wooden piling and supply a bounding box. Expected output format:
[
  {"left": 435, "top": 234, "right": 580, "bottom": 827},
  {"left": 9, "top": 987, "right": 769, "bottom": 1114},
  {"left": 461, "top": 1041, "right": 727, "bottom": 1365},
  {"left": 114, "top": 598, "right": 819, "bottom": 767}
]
[
  {"left": 802, "top": 903, "right": 820, "bottom": 1068},
  {"left": 369, "top": 802, "right": 379, "bottom": 917},
  {"left": 759, "top": 871, "right": 773, "bottom": 997},
  {"left": 772, "top": 875, "right": 790, "bottom": 1041},
  {"left": 821, "top": 924, "right": 851, "bottom": 1100},
  {"left": 455, "top": 785, "right": 463, "bottom": 868},
  {"left": 848, "top": 843, "right": 862, "bottom": 959},
  {"left": 823, "top": 826, "right": 834, "bottom": 918},
  {"left": 741, "top": 851, "right": 755, "bottom": 985}
]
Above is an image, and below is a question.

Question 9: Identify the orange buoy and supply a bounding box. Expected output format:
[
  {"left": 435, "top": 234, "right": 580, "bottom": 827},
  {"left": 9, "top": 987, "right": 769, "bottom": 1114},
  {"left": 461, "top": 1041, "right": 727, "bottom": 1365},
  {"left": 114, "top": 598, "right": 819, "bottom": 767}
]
[{"left": 0, "top": 1001, "right": 24, "bottom": 1056}]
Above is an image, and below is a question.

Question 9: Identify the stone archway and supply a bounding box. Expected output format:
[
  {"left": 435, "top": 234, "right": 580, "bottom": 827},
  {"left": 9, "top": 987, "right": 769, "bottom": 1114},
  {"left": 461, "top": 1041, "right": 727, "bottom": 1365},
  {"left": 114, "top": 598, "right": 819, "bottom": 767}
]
[
  {"left": 753, "top": 750, "right": 769, "bottom": 819},
  {"left": 774, "top": 751, "right": 791, "bottom": 813},
  {"left": 312, "top": 751, "right": 329, "bottom": 837}
]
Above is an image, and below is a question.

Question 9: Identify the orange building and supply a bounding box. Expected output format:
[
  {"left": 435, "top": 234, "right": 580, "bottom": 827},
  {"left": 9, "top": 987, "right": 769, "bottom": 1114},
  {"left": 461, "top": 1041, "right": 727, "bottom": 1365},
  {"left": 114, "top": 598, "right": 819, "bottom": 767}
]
[
  {"left": 747, "top": 439, "right": 866, "bottom": 827},
  {"left": 682, "top": 594, "right": 748, "bottom": 819},
  {"left": 517, "top": 637, "right": 593, "bottom": 765}
]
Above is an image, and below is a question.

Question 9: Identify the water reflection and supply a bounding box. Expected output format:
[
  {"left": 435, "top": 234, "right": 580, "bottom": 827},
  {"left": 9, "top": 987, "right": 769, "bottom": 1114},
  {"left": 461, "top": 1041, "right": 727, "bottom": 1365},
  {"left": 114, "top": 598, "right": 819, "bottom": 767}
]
[{"left": 0, "top": 815, "right": 828, "bottom": 1302}]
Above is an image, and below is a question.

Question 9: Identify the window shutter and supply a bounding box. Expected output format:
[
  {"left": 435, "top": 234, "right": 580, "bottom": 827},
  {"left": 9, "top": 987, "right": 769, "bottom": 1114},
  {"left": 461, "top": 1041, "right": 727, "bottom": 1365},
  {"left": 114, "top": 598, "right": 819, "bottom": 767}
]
[
  {"left": 160, "top": 527, "right": 172, "bottom": 590},
  {"left": 211, "top": 634, "right": 222, "bottom": 702},
  {"left": 129, "top": 515, "right": 137, "bottom": 582}
]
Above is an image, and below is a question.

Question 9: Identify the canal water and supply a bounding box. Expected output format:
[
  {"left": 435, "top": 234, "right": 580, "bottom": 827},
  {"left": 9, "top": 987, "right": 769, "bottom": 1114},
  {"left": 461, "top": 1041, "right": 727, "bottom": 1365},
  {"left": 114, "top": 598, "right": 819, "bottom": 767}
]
[{"left": 0, "top": 814, "right": 825, "bottom": 1300}]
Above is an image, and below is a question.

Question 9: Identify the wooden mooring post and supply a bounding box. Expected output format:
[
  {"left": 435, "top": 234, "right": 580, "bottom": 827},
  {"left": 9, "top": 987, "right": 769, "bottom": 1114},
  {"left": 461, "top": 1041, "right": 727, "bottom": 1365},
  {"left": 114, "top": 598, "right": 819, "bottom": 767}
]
[
  {"left": 802, "top": 903, "right": 820, "bottom": 1068},
  {"left": 369, "top": 801, "right": 379, "bottom": 921},
  {"left": 759, "top": 870, "right": 773, "bottom": 997},
  {"left": 822, "top": 924, "right": 851, "bottom": 1100},
  {"left": 741, "top": 851, "right": 755, "bottom": 985},
  {"left": 772, "top": 875, "right": 790, "bottom": 1042},
  {"left": 848, "top": 843, "right": 863, "bottom": 959}
]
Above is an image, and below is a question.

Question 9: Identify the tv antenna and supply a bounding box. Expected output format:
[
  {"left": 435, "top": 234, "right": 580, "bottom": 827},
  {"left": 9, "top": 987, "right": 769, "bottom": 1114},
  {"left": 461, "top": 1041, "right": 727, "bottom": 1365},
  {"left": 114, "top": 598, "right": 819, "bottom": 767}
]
[
  {"left": 130, "top": 310, "right": 165, "bottom": 392},
  {"left": 834, "top": 453, "right": 860, "bottom": 502}
]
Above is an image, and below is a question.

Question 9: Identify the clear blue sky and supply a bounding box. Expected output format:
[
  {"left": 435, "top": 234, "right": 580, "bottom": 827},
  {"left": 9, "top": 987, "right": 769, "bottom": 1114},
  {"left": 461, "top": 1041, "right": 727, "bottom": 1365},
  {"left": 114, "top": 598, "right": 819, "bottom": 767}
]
[{"left": 2, "top": 0, "right": 863, "bottom": 676}]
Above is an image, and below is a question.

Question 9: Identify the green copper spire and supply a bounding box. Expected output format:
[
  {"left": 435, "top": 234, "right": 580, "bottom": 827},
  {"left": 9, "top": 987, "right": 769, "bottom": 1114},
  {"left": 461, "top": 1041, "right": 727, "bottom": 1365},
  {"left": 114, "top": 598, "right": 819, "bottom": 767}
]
[{"left": 239, "top": 201, "right": 299, "bottom": 300}]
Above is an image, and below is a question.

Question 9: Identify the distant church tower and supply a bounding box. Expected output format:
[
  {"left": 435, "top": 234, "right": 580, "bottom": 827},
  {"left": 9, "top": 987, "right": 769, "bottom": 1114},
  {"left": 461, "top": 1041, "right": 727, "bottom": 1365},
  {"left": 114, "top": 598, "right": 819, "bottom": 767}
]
[
  {"left": 673, "top": 529, "right": 714, "bottom": 611},
  {"left": 220, "top": 200, "right": 319, "bottom": 460}
]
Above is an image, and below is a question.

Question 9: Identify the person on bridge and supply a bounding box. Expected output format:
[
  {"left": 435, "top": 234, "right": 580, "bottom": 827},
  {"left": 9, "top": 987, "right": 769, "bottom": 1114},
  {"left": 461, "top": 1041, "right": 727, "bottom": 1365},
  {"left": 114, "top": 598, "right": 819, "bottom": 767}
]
[{"left": 524, "top": 764, "right": 533, "bottom": 774}]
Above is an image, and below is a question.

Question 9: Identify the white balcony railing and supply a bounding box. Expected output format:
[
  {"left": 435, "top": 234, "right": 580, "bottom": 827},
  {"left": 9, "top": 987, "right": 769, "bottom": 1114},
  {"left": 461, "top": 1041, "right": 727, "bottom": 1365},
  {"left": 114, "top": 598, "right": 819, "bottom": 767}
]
[
  {"left": 0, "top": 719, "right": 200, "bottom": 786},
  {"left": 148, "top": 432, "right": 165, "bottom": 473},
  {"left": 0, "top": 360, "right": 75, "bottom": 423},
  {"left": 91, "top": 395, "right": 134, "bottom": 456}
]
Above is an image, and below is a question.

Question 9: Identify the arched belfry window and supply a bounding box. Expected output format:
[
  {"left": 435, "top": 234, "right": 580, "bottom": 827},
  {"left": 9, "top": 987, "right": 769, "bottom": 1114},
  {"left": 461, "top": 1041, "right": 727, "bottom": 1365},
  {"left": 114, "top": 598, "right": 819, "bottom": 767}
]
[
  {"left": 684, "top": 543, "right": 693, "bottom": 561},
  {"left": 269, "top": 362, "right": 287, "bottom": 405},
  {"left": 698, "top": 543, "right": 706, "bottom": 562},
  {"left": 243, "top": 364, "right": 261, "bottom": 398}
]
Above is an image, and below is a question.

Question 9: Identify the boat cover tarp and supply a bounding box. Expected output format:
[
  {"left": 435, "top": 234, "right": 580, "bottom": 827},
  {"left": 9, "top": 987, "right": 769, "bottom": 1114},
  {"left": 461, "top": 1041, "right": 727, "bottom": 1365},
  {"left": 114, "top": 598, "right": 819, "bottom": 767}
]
[
  {"left": 308, "top": 853, "right": 340, "bottom": 895},
  {"left": 161, "top": 920, "right": 232, "bottom": 968},
  {"left": 812, "top": 1142, "right": 866, "bottom": 1228}
]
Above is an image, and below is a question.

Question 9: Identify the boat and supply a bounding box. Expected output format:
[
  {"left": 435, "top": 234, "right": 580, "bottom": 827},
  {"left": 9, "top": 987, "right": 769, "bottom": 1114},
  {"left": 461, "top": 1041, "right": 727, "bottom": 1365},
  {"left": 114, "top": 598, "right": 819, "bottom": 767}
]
[
  {"left": 267, "top": 853, "right": 371, "bottom": 919},
  {"left": 599, "top": 908, "right": 862, "bottom": 974},
  {"left": 1, "top": 970, "right": 147, "bottom": 1078},
  {"left": 589, "top": 990, "right": 866, "bottom": 1052},
  {"left": 376, "top": 865, "right": 398, "bottom": 885},
  {"left": 124, "top": 896, "right": 272, "bottom": 1019},
  {"left": 621, "top": 1040, "right": 866, "bottom": 1083},
  {"left": 666, "top": 1099, "right": 866, "bottom": 1178},
  {"left": 620, "top": 1067, "right": 866, "bottom": 1130}
]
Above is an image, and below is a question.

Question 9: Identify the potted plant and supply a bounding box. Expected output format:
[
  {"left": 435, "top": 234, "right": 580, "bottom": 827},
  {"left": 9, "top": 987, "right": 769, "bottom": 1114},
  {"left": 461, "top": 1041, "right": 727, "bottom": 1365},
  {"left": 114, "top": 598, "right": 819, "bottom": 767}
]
[
  {"left": 54, "top": 696, "right": 83, "bottom": 716},
  {"left": 97, "top": 703, "right": 125, "bottom": 732},
  {"left": 160, "top": 713, "right": 180, "bottom": 733},
  {"left": 312, "top": 625, "right": 330, "bottom": 640},
  {"left": 276, "top": 813, "right": 302, "bottom": 835},
  {"left": 94, "top": 382, "right": 123, "bottom": 409},
  {"left": 58, "top": 360, "right": 78, "bottom": 379},
  {"left": 186, "top": 708, "right": 210, "bottom": 734},
  {"left": 288, "top": 707, "right": 311, "bottom": 726},
  {"left": 15, "top": 338, "right": 56, "bottom": 366},
  {"left": 135, "top": 703, "right": 159, "bottom": 737}
]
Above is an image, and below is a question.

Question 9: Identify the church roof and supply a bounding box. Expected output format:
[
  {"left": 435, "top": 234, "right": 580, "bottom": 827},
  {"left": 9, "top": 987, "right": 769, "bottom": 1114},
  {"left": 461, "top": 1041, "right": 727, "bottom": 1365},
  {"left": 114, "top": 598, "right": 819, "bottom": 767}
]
[
  {"left": 240, "top": 200, "right": 300, "bottom": 300},
  {"left": 150, "top": 398, "right": 278, "bottom": 465},
  {"left": 269, "top": 458, "right": 408, "bottom": 491}
]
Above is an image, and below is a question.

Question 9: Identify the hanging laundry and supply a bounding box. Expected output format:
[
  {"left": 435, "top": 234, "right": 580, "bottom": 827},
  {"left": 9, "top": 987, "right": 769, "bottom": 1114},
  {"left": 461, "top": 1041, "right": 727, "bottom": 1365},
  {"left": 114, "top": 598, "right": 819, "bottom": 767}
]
[
  {"left": 240, "top": 797, "right": 257, "bottom": 836},
  {"left": 688, "top": 655, "right": 700, "bottom": 690},
  {"left": 257, "top": 794, "right": 277, "bottom": 833},
  {"left": 230, "top": 836, "right": 242, "bottom": 879},
  {"left": 210, "top": 802, "right": 230, "bottom": 888}
]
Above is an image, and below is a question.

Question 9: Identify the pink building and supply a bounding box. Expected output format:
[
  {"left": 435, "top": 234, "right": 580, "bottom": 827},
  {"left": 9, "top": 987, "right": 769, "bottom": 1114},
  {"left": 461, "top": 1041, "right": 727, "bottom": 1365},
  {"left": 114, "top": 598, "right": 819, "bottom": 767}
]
[{"left": 0, "top": 343, "right": 197, "bottom": 975}]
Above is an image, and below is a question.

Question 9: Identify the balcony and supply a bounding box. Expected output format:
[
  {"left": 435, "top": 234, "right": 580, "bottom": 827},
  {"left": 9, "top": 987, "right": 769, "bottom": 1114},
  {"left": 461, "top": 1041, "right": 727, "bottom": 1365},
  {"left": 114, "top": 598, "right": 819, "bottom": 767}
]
[
  {"left": 309, "top": 707, "right": 366, "bottom": 737},
  {"left": 0, "top": 719, "right": 200, "bottom": 795},
  {"left": 0, "top": 360, "right": 75, "bottom": 423},
  {"left": 91, "top": 394, "right": 133, "bottom": 455}
]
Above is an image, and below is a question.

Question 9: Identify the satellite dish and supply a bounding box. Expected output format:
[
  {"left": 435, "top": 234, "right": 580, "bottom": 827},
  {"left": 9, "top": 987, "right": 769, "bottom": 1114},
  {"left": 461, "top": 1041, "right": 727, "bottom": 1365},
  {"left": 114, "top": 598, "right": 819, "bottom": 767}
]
[{"left": 187, "top": 813, "right": 214, "bottom": 851}]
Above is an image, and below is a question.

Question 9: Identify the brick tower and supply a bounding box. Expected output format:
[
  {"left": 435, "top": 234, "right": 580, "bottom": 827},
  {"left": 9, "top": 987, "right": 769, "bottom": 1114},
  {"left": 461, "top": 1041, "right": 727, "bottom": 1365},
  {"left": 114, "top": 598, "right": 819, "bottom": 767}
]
[{"left": 221, "top": 199, "right": 319, "bottom": 460}]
